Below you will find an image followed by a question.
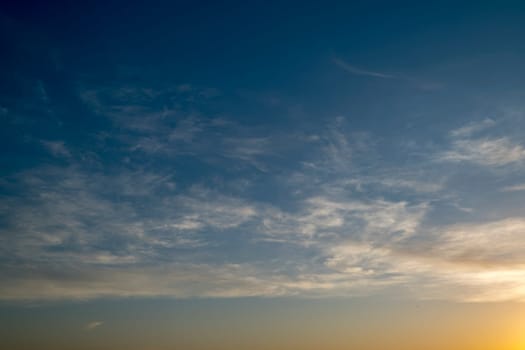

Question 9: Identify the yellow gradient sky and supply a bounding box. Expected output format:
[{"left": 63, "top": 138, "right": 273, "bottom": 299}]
[{"left": 1, "top": 299, "right": 525, "bottom": 350}]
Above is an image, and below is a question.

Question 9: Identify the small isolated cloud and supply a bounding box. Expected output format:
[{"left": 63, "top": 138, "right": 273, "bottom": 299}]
[{"left": 85, "top": 321, "right": 103, "bottom": 331}]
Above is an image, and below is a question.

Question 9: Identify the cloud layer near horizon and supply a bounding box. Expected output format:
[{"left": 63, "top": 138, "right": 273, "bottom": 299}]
[{"left": 2, "top": 82, "right": 525, "bottom": 303}]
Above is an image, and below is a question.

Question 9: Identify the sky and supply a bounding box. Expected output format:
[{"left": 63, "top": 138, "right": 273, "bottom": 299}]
[{"left": 1, "top": 1, "right": 525, "bottom": 349}]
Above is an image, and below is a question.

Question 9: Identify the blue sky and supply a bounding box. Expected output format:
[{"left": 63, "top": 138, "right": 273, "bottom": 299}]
[{"left": 2, "top": 1, "right": 525, "bottom": 307}]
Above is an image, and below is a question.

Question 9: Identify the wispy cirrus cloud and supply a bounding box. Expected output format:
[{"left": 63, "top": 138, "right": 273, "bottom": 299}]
[
  {"left": 438, "top": 119, "right": 525, "bottom": 166},
  {"left": 333, "top": 57, "right": 443, "bottom": 90},
  {"left": 80, "top": 84, "right": 285, "bottom": 172},
  {"left": 440, "top": 136, "right": 525, "bottom": 166},
  {"left": 3, "top": 99, "right": 525, "bottom": 303},
  {"left": 449, "top": 118, "right": 496, "bottom": 138},
  {"left": 333, "top": 57, "right": 395, "bottom": 79},
  {"left": 260, "top": 196, "right": 427, "bottom": 247},
  {"left": 4, "top": 1, "right": 525, "bottom": 311},
  {"left": 428, "top": 218, "right": 525, "bottom": 268}
]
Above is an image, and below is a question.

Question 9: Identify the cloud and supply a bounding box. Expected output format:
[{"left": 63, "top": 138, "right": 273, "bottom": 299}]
[
  {"left": 78, "top": 84, "right": 318, "bottom": 175},
  {"left": 41, "top": 140, "right": 71, "bottom": 158},
  {"left": 85, "top": 321, "right": 104, "bottom": 331},
  {"left": 0, "top": 133, "right": 433, "bottom": 302},
  {"left": 425, "top": 218, "right": 525, "bottom": 268},
  {"left": 449, "top": 118, "right": 496, "bottom": 137},
  {"left": 501, "top": 183, "right": 525, "bottom": 192},
  {"left": 3, "top": 230, "right": 523, "bottom": 303},
  {"left": 344, "top": 177, "right": 443, "bottom": 194},
  {"left": 333, "top": 57, "right": 443, "bottom": 90},
  {"left": 0, "top": 263, "right": 292, "bottom": 301},
  {"left": 317, "top": 217, "right": 525, "bottom": 302},
  {"left": 333, "top": 57, "right": 395, "bottom": 79},
  {"left": 168, "top": 186, "right": 257, "bottom": 231},
  {"left": 438, "top": 120, "right": 525, "bottom": 166},
  {"left": 324, "top": 243, "right": 393, "bottom": 276},
  {"left": 222, "top": 137, "right": 271, "bottom": 167},
  {"left": 3, "top": 109, "right": 525, "bottom": 303},
  {"left": 0, "top": 165, "right": 200, "bottom": 268},
  {"left": 439, "top": 137, "right": 525, "bottom": 166},
  {"left": 2, "top": 160, "right": 525, "bottom": 302}
]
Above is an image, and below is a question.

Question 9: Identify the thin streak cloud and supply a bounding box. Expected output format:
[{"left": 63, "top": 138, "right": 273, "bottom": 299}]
[
  {"left": 333, "top": 56, "right": 443, "bottom": 90},
  {"left": 333, "top": 57, "right": 395, "bottom": 79}
]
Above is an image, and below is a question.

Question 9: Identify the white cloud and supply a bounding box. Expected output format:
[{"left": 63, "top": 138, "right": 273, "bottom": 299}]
[
  {"left": 439, "top": 137, "right": 525, "bottom": 166},
  {"left": 0, "top": 167, "right": 231, "bottom": 268},
  {"left": 501, "top": 183, "right": 525, "bottom": 192},
  {"left": 316, "top": 217, "right": 525, "bottom": 302},
  {"left": 3, "top": 173, "right": 525, "bottom": 303},
  {"left": 259, "top": 196, "right": 427, "bottom": 246},
  {"left": 324, "top": 243, "right": 391, "bottom": 275},
  {"left": 428, "top": 218, "right": 525, "bottom": 267},
  {"left": 170, "top": 187, "right": 257, "bottom": 230},
  {"left": 5, "top": 110, "right": 525, "bottom": 304},
  {"left": 449, "top": 118, "right": 495, "bottom": 137},
  {"left": 439, "top": 120, "right": 525, "bottom": 166}
]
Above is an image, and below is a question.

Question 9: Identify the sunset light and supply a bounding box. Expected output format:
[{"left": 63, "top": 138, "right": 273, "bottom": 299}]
[{"left": 1, "top": 1, "right": 525, "bottom": 349}]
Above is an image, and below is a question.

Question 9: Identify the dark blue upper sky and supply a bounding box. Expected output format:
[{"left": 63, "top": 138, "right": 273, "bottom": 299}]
[{"left": 1, "top": 1, "right": 525, "bottom": 302}]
